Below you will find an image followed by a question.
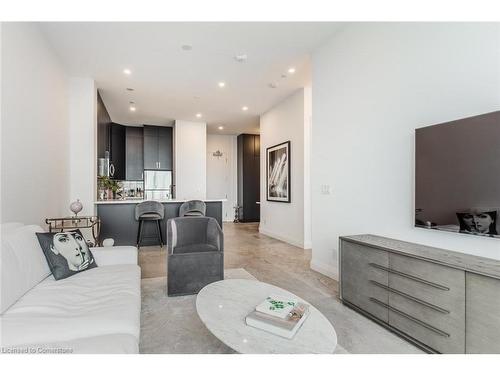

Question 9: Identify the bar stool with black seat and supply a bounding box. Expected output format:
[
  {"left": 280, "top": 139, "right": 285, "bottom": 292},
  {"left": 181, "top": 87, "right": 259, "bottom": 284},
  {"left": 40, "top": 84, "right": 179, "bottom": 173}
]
[{"left": 135, "top": 200, "right": 164, "bottom": 248}]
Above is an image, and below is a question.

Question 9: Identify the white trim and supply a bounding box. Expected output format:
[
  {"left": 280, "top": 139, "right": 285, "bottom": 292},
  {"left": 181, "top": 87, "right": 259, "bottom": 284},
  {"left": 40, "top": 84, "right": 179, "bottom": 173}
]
[
  {"left": 310, "top": 259, "right": 338, "bottom": 280},
  {"left": 258, "top": 227, "right": 306, "bottom": 249}
]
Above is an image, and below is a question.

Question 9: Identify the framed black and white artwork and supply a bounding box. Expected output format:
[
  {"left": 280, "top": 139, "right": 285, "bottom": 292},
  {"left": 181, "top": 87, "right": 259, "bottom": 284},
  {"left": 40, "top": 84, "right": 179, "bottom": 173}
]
[{"left": 266, "top": 141, "right": 291, "bottom": 203}]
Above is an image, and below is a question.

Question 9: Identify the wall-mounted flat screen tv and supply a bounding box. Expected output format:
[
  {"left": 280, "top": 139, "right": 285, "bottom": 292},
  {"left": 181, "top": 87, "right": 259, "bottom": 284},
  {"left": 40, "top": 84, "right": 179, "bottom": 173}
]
[{"left": 415, "top": 110, "right": 500, "bottom": 238}]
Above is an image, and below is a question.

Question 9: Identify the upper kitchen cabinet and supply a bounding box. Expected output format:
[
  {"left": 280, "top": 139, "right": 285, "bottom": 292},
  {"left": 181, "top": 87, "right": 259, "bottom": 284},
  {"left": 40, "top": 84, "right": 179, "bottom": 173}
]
[
  {"left": 97, "top": 91, "right": 111, "bottom": 158},
  {"left": 125, "top": 126, "right": 144, "bottom": 180},
  {"left": 109, "top": 123, "right": 126, "bottom": 180},
  {"left": 144, "top": 125, "right": 173, "bottom": 170}
]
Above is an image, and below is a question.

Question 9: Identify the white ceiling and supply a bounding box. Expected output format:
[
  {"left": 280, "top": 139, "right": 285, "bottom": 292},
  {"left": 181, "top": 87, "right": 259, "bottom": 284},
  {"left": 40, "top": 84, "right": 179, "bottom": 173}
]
[{"left": 40, "top": 22, "right": 340, "bottom": 134}]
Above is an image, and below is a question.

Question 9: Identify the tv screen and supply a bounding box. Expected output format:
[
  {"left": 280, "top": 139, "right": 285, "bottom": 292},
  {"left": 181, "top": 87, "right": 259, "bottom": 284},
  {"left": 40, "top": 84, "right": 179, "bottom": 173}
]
[{"left": 415, "top": 110, "right": 500, "bottom": 238}]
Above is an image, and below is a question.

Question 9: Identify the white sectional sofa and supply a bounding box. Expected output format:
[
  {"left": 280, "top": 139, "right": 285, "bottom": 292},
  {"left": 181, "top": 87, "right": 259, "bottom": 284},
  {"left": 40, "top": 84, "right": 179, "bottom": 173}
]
[{"left": 0, "top": 223, "right": 141, "bottom": 354}]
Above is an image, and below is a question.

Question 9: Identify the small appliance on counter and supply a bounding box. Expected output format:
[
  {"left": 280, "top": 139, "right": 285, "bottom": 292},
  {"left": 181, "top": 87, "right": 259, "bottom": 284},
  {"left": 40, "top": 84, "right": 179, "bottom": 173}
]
[{"left": 144, "top": 170, "right": 173, "bottom": 200}]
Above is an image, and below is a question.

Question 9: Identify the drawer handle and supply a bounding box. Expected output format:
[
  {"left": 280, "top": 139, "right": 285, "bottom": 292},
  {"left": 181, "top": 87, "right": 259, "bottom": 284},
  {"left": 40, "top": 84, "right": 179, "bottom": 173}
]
[
  {"left": 369, "top": 280, "right": 450, "bottom": 314},
  {"left": 369, "top": 297, "right": 450, "bottom": 338},
  {"left": 369, "top": 263, "right": 450, "bottom": 291}
]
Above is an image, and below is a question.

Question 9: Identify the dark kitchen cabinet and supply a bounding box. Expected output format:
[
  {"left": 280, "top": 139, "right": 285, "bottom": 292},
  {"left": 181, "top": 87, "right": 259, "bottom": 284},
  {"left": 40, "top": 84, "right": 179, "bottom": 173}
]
[
  {"left": 237, "top": 134, "right": 260, "bottom": 222},
  {"left": 126, "top": 127, "right": 144, "bottom": 180},
  {"left": 109, "top": 123, "right": 126, "bottom": 180},
  {"left": 97, "top": 91, "right": 111, "bottom": 159},
  {"left": 143, "top": 125, "right": 173, "bottom": 170}
]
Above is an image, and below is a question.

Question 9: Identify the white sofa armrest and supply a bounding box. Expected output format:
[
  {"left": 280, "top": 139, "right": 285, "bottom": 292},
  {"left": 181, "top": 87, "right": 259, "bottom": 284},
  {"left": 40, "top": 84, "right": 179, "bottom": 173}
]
[{"left": 91, "top": 246, "right": 138, "bottom": 266}]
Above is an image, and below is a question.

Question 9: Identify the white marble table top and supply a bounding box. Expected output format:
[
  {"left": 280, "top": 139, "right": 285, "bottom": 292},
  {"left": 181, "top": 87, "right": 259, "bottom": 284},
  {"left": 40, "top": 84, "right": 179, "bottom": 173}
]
[{"left": 196, "top": 279, "right": 337, "bottom": 354}]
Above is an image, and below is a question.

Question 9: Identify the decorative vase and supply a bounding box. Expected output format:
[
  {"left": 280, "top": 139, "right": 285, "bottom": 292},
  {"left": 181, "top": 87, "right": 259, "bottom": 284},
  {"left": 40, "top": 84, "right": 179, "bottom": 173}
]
[
  {"left": 69, "top": 199, "right": 83, "bottom": 217},
  {"left": 102, "top": 238, "right": 115, "bottom": 247}
]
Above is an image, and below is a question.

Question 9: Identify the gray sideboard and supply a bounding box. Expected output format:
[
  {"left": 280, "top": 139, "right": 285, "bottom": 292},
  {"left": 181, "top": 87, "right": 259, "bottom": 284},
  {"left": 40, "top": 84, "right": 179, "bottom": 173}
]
[{"left": 339, "top": 235, "right": 500, "bottom": 354}]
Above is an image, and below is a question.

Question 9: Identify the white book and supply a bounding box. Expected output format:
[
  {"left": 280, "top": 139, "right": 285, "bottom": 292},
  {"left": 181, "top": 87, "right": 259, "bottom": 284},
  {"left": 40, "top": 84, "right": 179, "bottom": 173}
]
[
  {"left": 245, "top": 309, "right": 310, "bottom": 339},
  {"left": 255, "top": 295, "right": 297, "bottom": 319}
]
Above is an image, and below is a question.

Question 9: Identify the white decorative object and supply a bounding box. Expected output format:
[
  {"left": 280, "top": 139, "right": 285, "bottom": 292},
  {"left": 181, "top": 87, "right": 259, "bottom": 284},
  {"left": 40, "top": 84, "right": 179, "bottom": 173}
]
[
  {"left": 69, "top": 199, "right": 83, "bottom": 216},
  {"left": 102, "top": 238, "right": 115, "bottom": 247},
  {"left": 196, "top": 279, "right": 337, "bottom": 354}
]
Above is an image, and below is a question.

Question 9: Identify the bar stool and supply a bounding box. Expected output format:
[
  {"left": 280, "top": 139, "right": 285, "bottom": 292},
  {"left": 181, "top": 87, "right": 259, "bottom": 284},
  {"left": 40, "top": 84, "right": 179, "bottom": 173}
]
[
  {"left": 135, "top": 201, "right": 164, "bottom": 248},
  {"left": 179, "top": 200, "right": 206, "bottom": 217}
]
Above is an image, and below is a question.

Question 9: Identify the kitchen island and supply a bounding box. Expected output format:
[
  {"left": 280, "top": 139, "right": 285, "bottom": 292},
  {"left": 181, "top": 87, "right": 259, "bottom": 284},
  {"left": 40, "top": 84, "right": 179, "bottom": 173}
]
[{"left": 95, "top": 199, "right": 225, "bottom": 246}]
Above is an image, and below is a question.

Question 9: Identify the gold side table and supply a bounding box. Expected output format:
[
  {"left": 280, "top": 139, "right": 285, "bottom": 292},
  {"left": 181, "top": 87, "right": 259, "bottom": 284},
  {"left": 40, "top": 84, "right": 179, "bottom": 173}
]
[{"left": 45, "top": 216, "right": 101, "bottom": 247}]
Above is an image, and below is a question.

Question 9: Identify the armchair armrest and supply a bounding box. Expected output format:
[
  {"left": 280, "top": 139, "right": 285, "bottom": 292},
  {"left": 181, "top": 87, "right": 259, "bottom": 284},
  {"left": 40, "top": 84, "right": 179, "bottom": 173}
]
[
  {"left": 206, "top": 219, "right": 223, "bottom": 251},
  {"left": 91, "top": 246, "right": 138, "bottom": 266}
]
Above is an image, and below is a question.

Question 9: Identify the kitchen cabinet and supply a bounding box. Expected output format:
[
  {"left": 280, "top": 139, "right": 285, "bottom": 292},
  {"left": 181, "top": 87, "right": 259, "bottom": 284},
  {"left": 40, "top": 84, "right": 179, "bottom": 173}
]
[
  {"left": 237, "top": 134, "right": 260, "bottom": 222},
  {"left": 125, "top": 126, "right": 144, "bottom": 180},
  {"left": 97, "top": 91, "right": 111, "bottom": 159},
  {"left": 109, "top": 123, "right": 126, "bottom": 180},
  {"left": 143, "top": 125, "right": 173, "bottom": 170}
]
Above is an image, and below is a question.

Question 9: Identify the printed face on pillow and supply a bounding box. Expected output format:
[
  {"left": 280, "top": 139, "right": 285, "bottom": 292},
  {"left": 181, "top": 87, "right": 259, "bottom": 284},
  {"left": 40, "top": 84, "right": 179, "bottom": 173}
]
[
  {"left": 462, "top": 213, "right": 493, "bottom": 233},
  {"left": 50, "top": 232, "right": 93, "bottom": 271}
]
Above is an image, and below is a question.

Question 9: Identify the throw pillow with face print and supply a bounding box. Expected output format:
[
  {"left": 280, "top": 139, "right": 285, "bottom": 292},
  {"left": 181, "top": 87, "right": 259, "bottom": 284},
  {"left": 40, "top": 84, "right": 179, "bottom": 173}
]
[{"left": 36, "top": 230, "right": 97, "bottom": 280}]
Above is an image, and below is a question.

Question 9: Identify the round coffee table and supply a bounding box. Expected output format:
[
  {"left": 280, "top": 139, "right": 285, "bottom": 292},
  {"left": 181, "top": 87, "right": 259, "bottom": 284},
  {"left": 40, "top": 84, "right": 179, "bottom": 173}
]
[{"left": 196, "top": 279, "right": 337, "bottom": 354}]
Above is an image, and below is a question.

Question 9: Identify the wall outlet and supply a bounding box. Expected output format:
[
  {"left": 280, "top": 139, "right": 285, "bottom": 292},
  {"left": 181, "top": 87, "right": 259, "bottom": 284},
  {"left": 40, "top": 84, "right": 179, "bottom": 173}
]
[{"left": 321, "top": 184, "right": 331, "bottom": 195}]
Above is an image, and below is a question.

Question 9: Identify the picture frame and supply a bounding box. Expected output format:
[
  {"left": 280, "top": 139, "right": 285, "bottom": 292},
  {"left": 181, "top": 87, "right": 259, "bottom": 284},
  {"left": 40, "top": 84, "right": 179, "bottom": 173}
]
[{"left": 266, "top": 141, "right": 291, "bottom": 203}]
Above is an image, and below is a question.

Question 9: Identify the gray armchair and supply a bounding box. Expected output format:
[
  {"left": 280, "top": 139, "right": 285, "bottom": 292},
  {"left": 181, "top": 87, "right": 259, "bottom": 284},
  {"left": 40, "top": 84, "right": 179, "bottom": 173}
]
[{"left": 166, "top": 217, "right": 224, "bottom": 296}]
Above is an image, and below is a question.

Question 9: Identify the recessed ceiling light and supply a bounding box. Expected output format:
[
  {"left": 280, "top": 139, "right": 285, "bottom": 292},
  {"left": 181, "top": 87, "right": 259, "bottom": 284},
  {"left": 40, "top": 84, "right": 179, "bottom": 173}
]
[
  {"left": 126, "top": 88, "right": 134, "bottom": 91},
  {"left": 123, "top": 68, "right": 132, "bottom": 75},
  {"left": 218, "top": 126, "right": 224, "bottom": 130},
  {"left": 218, "top": 82, "right": 226, "bottom": 88},
  {"left": 242, "top": 106, "right": 249, "bottom": 111},
  {"left": 288, "top": 67, "right": 296, "bottom": 74},
  {"left": 130, "top": 106, "right": 136, "bottom": 112},
  {"left": 234, "top": 54, "right": 248, "bottom": 63},
  {"left": 181, "top": 44, "right": 193, "bottom": 51},
  {"left": 196, "top": 113, "right": 202, "bottom": 118}
]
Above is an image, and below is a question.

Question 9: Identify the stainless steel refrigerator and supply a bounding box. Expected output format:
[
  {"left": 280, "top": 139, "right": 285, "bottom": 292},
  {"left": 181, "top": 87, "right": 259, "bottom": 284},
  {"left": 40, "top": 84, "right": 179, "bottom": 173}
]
[{"left": 144, "top": 171, "right": 173, "bottom": 200}]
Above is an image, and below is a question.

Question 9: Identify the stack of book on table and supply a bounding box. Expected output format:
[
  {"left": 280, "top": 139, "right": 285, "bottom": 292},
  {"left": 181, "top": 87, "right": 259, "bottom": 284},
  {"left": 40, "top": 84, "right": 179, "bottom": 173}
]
[{"left": 245, "top": 295, "right": 310, "bottom": 339}]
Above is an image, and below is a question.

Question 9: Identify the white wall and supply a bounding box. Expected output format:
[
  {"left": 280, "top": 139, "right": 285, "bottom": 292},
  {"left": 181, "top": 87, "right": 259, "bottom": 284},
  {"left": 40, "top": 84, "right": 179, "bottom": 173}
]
[
  {"left": 68, "top": 78, "right": 97, "bottom": 216},
  {"left": 1, "top": 23, "right": 69, "bottom": 226},
  {"left": 206, "top": 134, "right": 237, "bottom": 221},
  {"left": 311, "top": 23, "right": 500, "bottom": 280},
  {"left": 174, "top": 120, "right": 207, "bottom": 200},
  {"left": 260, "top": 88, "right": 312, "bottom": 249}
]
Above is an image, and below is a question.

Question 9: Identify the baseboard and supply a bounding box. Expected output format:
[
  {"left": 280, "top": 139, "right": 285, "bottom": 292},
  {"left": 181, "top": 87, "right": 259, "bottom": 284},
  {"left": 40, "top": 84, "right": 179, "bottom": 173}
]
[
  {"left": 258, "top": 227, "right": 306, "bottom": 249},
  {"left": 310, "top": 259, "right": 338, "bottom": 280}
]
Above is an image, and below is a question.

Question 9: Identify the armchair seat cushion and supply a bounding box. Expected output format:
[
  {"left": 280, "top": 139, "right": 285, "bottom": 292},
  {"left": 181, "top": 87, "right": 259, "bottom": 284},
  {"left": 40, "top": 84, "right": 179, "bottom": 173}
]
[{"left": 174, "top": 243, "right": 218, "bottom": 254}]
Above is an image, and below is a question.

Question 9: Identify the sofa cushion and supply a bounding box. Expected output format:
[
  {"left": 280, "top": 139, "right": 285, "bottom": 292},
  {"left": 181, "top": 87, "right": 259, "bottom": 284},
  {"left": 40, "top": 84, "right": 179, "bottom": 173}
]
[
  {"left": 0, "top": 264, "right": 141, "bottom": 346},
  {"left": 1, "top": 225, "right": 51, "bottom": 313},
  {"left": 36, "top": 230, "right": 97, "bottom": 280}
]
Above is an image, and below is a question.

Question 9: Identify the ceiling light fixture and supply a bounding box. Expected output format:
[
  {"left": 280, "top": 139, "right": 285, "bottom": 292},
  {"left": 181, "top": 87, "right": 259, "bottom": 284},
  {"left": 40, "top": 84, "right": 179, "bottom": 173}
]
[
  {"left": 123, "top": 68, "right": 132, "bottom": 75},
  {"left": 218, "top": 82, "right": 226, "bottom": 88},
  {"left": 130, "top": 106, "right": 136, "bottom": 112},
  {"left": 218, "top": 126, "right": 224, "bottom": 130},
  {"left": 242, "top": 106, "right": 249, "bottom": 111},
  {"left": 288, "top": 67, "right": 296, "bottom": 74},
  {"left": 196, "top": 113, "right": 202, "bottom": 118}
]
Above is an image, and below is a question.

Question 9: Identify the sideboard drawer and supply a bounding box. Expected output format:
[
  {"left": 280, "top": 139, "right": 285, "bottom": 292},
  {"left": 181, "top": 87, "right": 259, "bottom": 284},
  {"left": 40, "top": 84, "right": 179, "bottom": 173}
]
[{"left": 341, "top": 240, "right": 389, "bottom": 322}]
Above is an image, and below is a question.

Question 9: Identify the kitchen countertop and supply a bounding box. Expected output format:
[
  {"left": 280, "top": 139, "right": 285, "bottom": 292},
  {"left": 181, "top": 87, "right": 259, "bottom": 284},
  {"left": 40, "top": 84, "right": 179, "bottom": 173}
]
[{"left": 95, "top": 198, "right": 227, "bottom": 205}]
